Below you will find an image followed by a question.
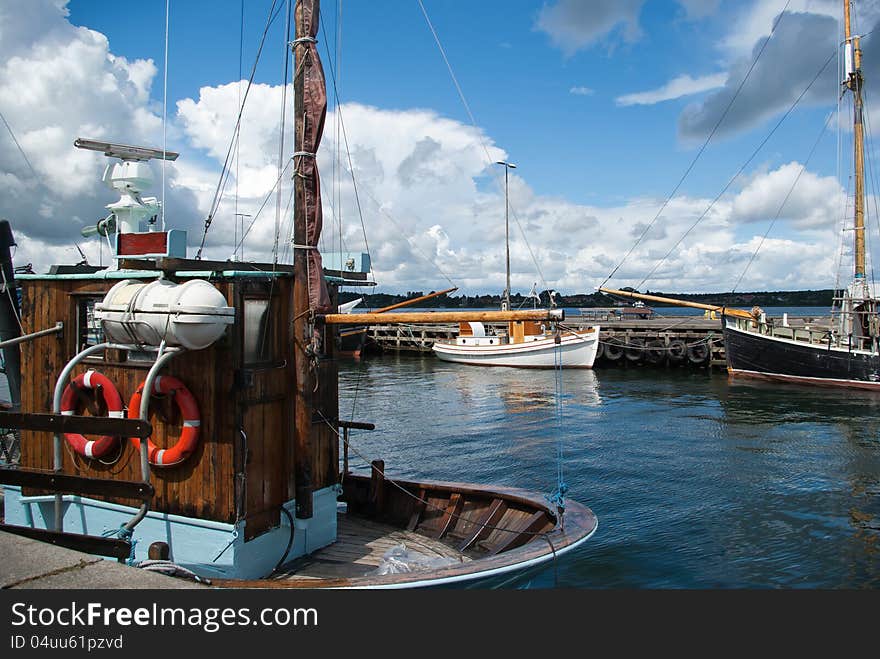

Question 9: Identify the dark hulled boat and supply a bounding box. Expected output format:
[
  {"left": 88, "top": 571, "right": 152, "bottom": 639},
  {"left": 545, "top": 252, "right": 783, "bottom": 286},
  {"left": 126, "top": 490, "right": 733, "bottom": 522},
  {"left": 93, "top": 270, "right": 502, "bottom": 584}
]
[
  {"left": 601, "top": 0, "right": 880, "bottom": 390},
  {"left": 721, "top": 0, "right": 880, "bottom": 389}
]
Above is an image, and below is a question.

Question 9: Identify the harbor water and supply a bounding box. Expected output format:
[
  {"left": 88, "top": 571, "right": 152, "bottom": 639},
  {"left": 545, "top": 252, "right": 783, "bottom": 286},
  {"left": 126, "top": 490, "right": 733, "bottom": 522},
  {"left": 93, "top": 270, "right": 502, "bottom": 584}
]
[{"left": 338, "top": 353, "right": 880, "bottom": 589}]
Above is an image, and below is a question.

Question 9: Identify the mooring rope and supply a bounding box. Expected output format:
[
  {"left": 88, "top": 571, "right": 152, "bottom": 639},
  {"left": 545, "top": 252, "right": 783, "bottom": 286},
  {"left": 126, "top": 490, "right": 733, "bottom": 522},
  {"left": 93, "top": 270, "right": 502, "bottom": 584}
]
[
  {"left": 321, "top": 411, "right": 562, "bottom": 542},
  {"left": 547, "top": 328, "right": 567, "bottom": 524}
]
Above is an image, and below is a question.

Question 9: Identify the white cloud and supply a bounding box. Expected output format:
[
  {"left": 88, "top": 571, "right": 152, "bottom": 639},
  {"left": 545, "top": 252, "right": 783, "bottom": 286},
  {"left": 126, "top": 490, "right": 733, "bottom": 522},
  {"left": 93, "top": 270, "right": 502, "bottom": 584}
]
[
  {"left": 570, "top": 86, "right": 594, "bottom": 96},
  {"left": 0, "top": 0, "right": 862, "bottom": 296},
  {"left": 616, "top": 73, "right": 727, "bottom": 106},
  {"left": 536, "top": 0, "right": 645, "bottom": 55},
  {"left": 679, "top": 2, "right": 880, "bottom": 140},
  {"left": 720, "top": 0, "right": 840, "bottom": 58},
  {"left": 0, "top": 0, "right": 200, "bottom": 261},
  {"left": 730, "top": 161, "right": 842, "bottom": 229},
  {"left": 676, "top": 0, "right": 722, "bottom": 21}
]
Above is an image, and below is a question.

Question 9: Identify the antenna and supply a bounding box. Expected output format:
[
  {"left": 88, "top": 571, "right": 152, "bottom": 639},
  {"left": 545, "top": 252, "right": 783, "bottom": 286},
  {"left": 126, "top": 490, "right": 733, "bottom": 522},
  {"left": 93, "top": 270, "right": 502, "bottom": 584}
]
[
  {"left": 74, "top": 138, "right": 179, "bottom": 161},
  {"left": 73, "top": 242, "right": 89, "bottom": 265}
]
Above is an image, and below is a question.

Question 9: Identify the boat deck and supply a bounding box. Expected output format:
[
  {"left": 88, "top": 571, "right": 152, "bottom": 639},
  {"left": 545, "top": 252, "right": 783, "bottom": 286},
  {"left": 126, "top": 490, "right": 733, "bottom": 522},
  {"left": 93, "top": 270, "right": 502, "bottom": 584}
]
[{"left": 270, "top": 512, "right": 470, "bottom": 581}]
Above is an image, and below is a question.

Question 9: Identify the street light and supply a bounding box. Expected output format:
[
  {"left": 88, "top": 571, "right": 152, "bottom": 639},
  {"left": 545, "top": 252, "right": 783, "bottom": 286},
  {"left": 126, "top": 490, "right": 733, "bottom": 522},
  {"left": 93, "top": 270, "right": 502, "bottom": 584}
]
[{"left": 496, "top": 160, "right": 516, "bottom": 311}]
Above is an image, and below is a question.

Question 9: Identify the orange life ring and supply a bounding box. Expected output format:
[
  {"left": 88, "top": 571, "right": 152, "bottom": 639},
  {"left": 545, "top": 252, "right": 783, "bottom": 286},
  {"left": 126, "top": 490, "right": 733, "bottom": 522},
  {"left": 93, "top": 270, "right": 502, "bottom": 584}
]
[
  {"left": 59, "top": 370, "right": 125, "bottom": 459},
  {"left": 128, "top": 376, "right": 200, "bottom": 467}
]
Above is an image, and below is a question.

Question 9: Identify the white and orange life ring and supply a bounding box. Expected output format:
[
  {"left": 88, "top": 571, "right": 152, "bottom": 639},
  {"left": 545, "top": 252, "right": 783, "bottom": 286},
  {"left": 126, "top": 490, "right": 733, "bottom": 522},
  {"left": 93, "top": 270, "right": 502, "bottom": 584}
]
[
  {"left": 128, "top": 375, "right": 200, "bottom": 467},
  {"left": 59, "top": 370, "right": 125, "bottom": 459}
]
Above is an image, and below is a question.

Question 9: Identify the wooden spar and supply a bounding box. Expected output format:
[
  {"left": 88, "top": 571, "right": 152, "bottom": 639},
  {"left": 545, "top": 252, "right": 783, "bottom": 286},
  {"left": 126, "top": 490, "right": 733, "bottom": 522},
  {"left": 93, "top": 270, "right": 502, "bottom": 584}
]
[
  {"left": 322, "top": 309, "right": 564, "bottom": 325},
  {"left": 845, "top": 0, "right": 867, "bottom": 278},
  {"left": 372, "top": 287, "right": 458, "bottom": 314},
  {"left": 598, "top": 287, "right": 755, "bottom": 320}
]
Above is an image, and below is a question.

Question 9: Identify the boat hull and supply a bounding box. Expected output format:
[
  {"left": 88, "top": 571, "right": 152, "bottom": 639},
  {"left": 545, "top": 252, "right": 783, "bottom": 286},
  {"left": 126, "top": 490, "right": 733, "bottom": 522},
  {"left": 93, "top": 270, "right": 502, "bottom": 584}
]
[
  {"left": 723, "top": 317, "right": 880, "bottom": 389},
  {"left": 2, "top": 474, "right": 597, "bottom": 589},
  {"left": 210, "top": 475, "right": 597, "bottom": 589},
  {"left": 338, "top": 326, "right": 368, "bottom": 358},
  {"left": 432, "top": 329, "right": 599, "bottom": 368}
]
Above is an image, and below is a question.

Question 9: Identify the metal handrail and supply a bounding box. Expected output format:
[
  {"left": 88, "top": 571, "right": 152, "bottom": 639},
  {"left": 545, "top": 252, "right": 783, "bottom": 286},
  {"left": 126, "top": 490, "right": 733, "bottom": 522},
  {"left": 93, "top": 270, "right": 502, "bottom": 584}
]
[{"left": 0, "top": 322, "right": 63, "bottom": 349}]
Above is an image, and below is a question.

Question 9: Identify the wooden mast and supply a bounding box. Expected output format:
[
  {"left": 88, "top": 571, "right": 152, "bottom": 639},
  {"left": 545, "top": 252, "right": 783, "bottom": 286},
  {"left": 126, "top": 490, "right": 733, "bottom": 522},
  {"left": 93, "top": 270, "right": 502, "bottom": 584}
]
[
  {"left": 845, "top": 0, "right": 867, "bottom": 279},
  {"left": 292, "top": 0, "right": 317, "bottom": 519}
]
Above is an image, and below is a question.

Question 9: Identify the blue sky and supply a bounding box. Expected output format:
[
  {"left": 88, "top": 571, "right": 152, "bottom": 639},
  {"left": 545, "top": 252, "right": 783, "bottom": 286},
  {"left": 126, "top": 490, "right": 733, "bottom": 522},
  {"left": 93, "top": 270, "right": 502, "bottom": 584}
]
[{"left": 2, "top": 0, "right": 879, "bottom": 295}]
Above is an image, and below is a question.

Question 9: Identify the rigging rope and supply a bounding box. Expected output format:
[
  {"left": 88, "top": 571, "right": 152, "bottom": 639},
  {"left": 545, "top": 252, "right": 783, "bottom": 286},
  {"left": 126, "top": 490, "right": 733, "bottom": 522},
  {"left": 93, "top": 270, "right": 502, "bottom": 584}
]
[
  {"left": 316, "top": 5, "right": 456, "bottom": 289},
  {"left": 161, "top": 0, "right": 170, "bottom": 231},
  {"left": 196, "top": 0, "right": 284, "bottom": 260},
  {"left": 730, "top": 109, "right": 836, "bottom": 295},
  {"left": 547, "top": 329, "right": 567, "bottom": 519},
  {"left": 601, "top": 0, "right": 794, "bottom": 290},
  {"left": 416, "top": 0, "right": 549, "bottom": 293},
  {"left": 317, "top": 9, "right": 376, "bottom": 286},
  {"left": 326, "top": 410, "right": 563, "bottom": 540},
  {"left": 234, "top": 0, "right": 245, "bottom": 260},
  {"left": 636, "top": 48, "right": 837, "bottom": 290},
  {"left": 860, "top": 88, "right": 880, "bottom": 292},
  {"left": 233, "top": 157, "right": 294, "bottom": 253},
  {"left": 274, "top": 0, "right": 294, "bottom": 266},
  {"left": 0, "top": 110, "right": 38, "bottom": 180}
]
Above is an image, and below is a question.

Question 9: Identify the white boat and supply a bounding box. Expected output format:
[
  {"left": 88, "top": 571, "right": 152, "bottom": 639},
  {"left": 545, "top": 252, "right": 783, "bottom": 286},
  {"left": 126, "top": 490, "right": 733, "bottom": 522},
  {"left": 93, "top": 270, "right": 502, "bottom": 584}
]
[
  {"left": 432, "top": 320, "right": 599, "bottom": 368},
  {"left": 433, "top": 155, "right": 599, "bottom": 368}
]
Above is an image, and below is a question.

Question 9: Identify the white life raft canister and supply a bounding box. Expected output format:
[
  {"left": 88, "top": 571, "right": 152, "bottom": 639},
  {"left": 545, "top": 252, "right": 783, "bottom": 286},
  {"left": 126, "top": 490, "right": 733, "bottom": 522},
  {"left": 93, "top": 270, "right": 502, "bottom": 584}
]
[{"left": 95, "top": 278, "right": 234, "bottom": 350}]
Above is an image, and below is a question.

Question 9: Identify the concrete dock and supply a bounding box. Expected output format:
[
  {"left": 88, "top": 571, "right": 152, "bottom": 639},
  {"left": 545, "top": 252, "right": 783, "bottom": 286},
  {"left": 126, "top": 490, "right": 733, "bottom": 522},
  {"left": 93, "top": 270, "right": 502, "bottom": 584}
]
[
  {"left": 364, "top": 311, "right": 831, "bottom": 370},
  {"left": 0, "top": 530, "right": 206, "bottom": 589}
]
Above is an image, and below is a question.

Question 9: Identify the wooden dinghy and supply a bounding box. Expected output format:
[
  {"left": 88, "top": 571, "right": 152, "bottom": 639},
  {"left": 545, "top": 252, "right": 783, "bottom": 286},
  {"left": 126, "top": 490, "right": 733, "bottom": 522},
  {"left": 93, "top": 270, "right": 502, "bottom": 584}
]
[{"left": 214, "top": 473, "right": 597, "bottom": 589}]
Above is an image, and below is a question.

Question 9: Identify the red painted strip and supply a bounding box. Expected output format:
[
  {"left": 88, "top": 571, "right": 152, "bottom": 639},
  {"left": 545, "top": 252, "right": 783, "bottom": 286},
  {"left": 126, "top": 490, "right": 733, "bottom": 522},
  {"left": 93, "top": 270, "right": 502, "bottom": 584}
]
[{"left": 118, "top": 232, "right": 168, "bottom": 256}]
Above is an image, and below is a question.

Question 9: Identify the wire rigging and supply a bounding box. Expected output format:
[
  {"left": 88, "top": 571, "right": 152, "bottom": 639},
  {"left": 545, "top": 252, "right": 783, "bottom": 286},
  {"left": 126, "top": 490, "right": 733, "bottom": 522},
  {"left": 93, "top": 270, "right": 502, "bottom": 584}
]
[
  {"left": 635, "top": 48, "right": 837, "bottom": 290},
  {"left": 274, "top": 0, "right": 294, "bottom": 265},
  {"left": 196, "top": 0, "right": 285, "bottom": 260},
  {"left": 731, "top": 109, "right": 836, "bottom": 295},
  {"left": 416, "top": 0, "right": 549, "bottom": 293},
  {"left": 317, "top": 7, "right": 376, "bottom": 286},
  {"left": 601, "top": 0, "right": 794, "bottom": 290},
  {"left": 234, "top": 0, "right": 245, "bottom": 260},
  {"left": 0, "top": 110, "right": 38, "bottom": 180},
  {"left": 161, "top": 0, "right": 170, "bottom": 230}
]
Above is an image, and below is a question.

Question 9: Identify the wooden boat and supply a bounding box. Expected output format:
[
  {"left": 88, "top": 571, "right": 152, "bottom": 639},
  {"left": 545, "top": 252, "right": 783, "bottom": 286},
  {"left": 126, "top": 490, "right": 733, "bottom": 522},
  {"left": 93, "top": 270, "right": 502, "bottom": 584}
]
[
  {"left": 432, "top": 321, "right": 599, "bottom": 368},
  {"left": 601, "top": 1, "right": 880, "bottom": 389},
  {"left": 432, "top": 163, "right": 599, "bottom": 368},
  {"left": 717, "top": 0, "right": 880, "bottom": 389},
  {"left": 0, "top": 0, "right": 597, "bottom": 588}
]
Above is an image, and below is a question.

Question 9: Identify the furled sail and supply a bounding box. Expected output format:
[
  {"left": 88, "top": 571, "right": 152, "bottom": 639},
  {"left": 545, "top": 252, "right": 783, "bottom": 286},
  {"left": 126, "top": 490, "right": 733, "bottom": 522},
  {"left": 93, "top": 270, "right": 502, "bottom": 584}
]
[{"left": 295, "top": 0, "right": 331, "bottom": 312}]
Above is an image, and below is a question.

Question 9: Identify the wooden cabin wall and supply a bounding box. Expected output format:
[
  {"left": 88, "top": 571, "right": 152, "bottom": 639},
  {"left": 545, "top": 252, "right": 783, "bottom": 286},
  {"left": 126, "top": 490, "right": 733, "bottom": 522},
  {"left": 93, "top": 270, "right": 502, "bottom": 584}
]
[
  {"left": 239, "top": 276, "right": 294, "bottom": 538},
  {"left": 16, "top": 274, "right": 321, "bottom": 536},
  {"left": 19, "top": 277, "right": 237, "bottom": 523}
]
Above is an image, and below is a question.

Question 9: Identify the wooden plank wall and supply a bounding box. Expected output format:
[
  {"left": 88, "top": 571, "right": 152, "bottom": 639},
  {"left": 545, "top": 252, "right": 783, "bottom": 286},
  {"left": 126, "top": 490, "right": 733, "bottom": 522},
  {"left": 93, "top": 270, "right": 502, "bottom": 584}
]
[{"left": 16, "top": 274, "right": 321, "bottom": 533}]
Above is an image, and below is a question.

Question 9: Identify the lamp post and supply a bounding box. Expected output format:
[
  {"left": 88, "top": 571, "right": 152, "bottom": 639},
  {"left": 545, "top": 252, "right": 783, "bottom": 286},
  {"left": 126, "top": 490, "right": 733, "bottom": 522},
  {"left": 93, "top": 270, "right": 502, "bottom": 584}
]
[{"left": 496, "top": 160, "right": 516, "bottom": 311}]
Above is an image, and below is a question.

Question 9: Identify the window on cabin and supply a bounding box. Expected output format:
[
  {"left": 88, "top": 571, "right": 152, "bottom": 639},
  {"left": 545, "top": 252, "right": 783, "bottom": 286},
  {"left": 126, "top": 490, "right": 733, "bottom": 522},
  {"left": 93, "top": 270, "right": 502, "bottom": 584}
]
[
  {"left": 76, "top": 296, "right": 105, "bottom": 351},
  {"left": 243, "top": 298, "right": 273, "bottom": 364}
]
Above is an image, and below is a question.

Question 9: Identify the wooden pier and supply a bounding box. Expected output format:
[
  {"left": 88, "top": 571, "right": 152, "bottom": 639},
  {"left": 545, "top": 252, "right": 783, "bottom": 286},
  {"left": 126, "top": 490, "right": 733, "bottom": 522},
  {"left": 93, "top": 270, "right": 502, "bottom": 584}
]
[{"left": 364, "top": 311, "right": 831, "bottom": 370}]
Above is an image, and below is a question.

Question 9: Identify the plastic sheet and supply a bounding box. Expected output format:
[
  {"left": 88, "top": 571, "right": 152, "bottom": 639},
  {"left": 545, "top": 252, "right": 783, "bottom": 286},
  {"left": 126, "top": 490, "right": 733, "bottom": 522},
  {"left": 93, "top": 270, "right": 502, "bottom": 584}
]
[{"left": 370, "top": 544, "right": 459, "bottom": 575}]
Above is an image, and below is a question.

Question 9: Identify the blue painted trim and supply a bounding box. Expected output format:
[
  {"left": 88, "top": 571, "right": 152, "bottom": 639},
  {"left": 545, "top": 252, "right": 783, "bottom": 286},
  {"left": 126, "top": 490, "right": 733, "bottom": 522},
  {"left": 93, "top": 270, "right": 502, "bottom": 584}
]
[{"left": 3, "top": 485, "right": 339, "bottom": 581}]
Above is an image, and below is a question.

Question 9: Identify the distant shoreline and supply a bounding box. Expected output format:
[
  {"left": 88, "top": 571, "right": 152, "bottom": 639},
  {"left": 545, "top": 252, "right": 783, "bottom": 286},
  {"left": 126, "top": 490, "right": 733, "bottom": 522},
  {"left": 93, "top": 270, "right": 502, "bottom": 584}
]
[{"left": 338, "top": 288, "right": 836, "bottom": 309}]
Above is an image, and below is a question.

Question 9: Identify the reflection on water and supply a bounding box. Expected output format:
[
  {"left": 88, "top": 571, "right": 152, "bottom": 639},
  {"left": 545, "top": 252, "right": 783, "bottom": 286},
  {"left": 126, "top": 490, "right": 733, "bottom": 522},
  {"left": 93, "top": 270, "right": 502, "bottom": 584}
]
[{"left": 339, "top": 356, "right": 880, "bottom": 588}]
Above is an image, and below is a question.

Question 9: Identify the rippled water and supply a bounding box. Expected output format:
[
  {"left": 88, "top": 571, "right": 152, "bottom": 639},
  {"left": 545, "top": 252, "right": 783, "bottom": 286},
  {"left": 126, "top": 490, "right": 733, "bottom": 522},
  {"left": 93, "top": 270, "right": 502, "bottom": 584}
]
[{"left": 338, "top": 356, "right": 880, "bottom": 589}]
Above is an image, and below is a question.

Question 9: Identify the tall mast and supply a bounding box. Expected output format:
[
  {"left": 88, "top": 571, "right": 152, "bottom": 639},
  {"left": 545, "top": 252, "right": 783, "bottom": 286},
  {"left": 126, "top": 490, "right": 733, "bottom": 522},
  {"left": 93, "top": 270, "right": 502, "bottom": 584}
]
[
  {"left": 496, "top": 160, "right": 516, "bottom": 310},
  {"left": 845, "top": 0, "right": 867, "bottom": 279},
  {"left": 292, "top": 0, "right": 331, "bottom": 520}
]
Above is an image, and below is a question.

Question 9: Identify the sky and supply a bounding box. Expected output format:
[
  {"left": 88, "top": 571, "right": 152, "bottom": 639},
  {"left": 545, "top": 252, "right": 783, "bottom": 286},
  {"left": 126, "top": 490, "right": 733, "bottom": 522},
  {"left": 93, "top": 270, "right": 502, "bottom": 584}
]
[{"left": 2, "top": 0, "right": 880, "bottom": 296}]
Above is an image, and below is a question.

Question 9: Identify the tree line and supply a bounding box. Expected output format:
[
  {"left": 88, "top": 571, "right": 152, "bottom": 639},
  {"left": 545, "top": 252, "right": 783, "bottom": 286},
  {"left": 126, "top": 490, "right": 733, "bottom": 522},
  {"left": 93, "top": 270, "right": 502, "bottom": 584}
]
[{"left": 337, "top": 288, "right": 837, "bottom": 309}]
